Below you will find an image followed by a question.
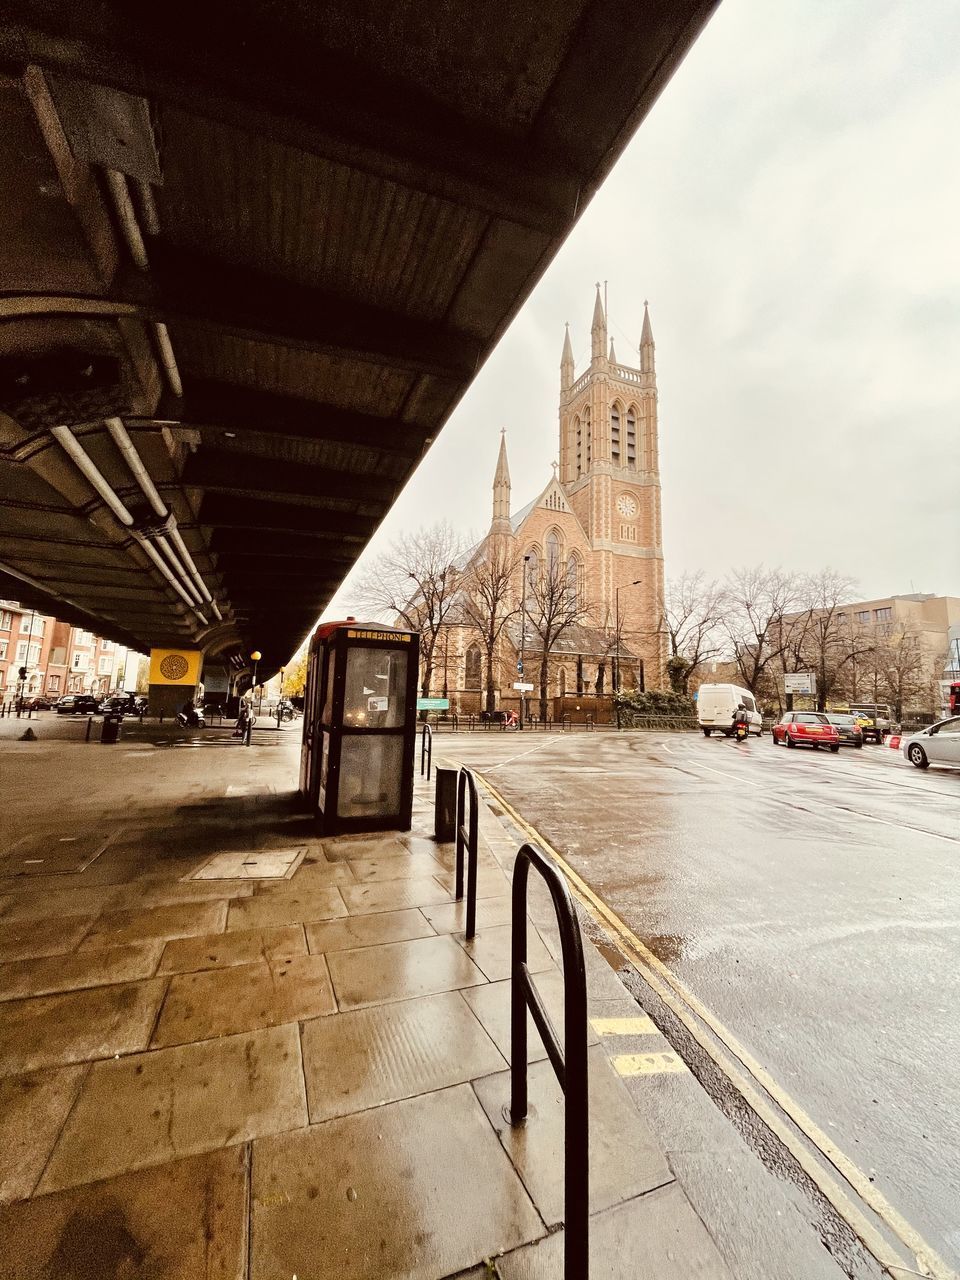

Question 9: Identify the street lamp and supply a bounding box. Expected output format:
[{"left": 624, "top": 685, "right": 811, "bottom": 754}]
[
  {"left": 614, "top": 579, "right": 642, "bottom": 730},
  {"left": 519, "top": 554, "right": 531, "bottom": 728},
  {"left": 249, "top": 650, "right": 261, "bottom": 706}
]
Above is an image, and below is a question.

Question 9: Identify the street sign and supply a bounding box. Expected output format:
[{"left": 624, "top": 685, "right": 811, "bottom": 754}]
[
  {"left": 516, "top": 661, "right": 523, "bottom": 674},
  {"left": 784, "top": 672, "right": 816, "bottom": 695},
  {"left": 512, "top": 682, "right": 534, "bottom": 692},
  {"left": 416, "top": 696, "right": 449, "bottom": 710}
]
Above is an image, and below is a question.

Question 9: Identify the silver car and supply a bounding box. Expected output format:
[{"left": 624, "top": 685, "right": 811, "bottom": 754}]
[{"left": 901, "top": 717, "right": 960, "bottom": 770}]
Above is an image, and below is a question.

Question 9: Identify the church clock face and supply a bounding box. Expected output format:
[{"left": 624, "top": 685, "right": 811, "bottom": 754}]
[{"left": 616, "top": 494, "right": 638, "bottom": 519}]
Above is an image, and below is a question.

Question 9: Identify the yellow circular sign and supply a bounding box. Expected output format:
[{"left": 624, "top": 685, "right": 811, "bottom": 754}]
[{"left": 159, "top": 654, "right": 190, "bottom": 681}]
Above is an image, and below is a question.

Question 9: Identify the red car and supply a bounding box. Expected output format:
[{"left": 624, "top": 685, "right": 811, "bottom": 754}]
[{"left": 772, "top": 712, "right": 841, "bottom": 752}]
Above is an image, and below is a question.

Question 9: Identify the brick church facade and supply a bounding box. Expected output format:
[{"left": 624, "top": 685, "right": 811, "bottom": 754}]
[{"left": 437, "top": 288, "right": 667, "bottom": 719}]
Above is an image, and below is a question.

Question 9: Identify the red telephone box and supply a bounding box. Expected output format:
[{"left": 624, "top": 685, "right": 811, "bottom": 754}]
[{"left": 300, "top": 620, "right": 418, "bottom": 834}]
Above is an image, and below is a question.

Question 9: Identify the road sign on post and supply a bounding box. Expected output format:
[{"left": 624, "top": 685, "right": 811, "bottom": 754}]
[
  {"left": 416, "top": 697, "right": 450, "bottom": 710},
  {"left": 784, "top": 672, "right": 816, "bottom": 695},
  {"left": 512, "top": 682, "right": 534, "bottom": 692}
]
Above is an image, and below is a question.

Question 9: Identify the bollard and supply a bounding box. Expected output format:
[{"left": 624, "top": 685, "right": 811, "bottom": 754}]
[
  {"left": 85, "top": 717, "right": 93, "bottom": 742},
  {"left": 434, "top": 767, "right": 457, "bottom": 842}
]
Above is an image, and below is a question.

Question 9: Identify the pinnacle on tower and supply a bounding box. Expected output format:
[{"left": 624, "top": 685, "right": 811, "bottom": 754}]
[
  {"left": 492, "top": 429, "right": 511, "bottom": 527},
  {"left": 608, "top": 335, "right": 617, "bottom": 363},
  {"left": 640, "top": 299, "right": 655, "bottom": 373},
  {"left": 560, "top": 322, "right": 575, "bottom": 392},
  {"left": 591, "top": 284, "right": 607, "bottom": 360}
]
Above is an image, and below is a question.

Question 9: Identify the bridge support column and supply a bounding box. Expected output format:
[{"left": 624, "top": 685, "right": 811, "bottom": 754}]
[{"left": 148, "top": 648, "right": 203, "bottom": 717}]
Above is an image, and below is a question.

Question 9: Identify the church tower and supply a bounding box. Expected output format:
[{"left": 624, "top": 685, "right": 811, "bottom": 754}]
[{"left": 558, "top": 289, "right": 665, "bottom": 682}]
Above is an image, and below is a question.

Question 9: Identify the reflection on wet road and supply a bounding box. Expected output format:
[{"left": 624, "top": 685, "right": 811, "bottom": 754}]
[{"left": 438, "top": 729, "right": 960, "bottom": 1272}]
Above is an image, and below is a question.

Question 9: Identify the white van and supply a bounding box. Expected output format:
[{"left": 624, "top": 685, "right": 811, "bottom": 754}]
[{"left": 696, "top": 684, "right": 762, "bottom": 737}]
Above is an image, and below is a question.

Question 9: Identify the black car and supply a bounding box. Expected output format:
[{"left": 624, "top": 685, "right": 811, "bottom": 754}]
[
  {"left": 22, "top": 694, "right": 54, "bottom": 710},
  {"left": 825, "top": 713, "right": 864, "bottom": 748},
  {"left": 55, "top": 694, "right": 99, "bottom": 715}
]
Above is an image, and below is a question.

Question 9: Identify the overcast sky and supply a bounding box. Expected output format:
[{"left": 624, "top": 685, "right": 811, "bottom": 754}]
[{"left": 326, "top": 0, "right": 960, "bottom": 624}]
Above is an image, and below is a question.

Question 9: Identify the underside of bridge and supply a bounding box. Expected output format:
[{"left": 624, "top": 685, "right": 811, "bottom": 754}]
[{"left": 0, "top": 1, "right": 716, "bottom": 677}]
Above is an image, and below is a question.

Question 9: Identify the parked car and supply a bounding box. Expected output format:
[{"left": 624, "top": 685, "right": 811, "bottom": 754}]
[
  {"left": 772, "top": 712, "right": 841, "bottom": 751},
  {"left": 55, "top": 694, "right": 99, "bottom": 715},
  {"left": 901, "top": 717, "right": 960, "bottom": 770},
  {"left": 825, "top": 713, "right": 864, "bottom": 748},
  {"left": 22, "top": 694, "right": 54, "bottom": 710},
  {"left": 98, "top": 695, "right": 129, "bottom": 716},
  {"left": 697, "top": 684, "right": 763, "bottom": 737},
  {"left": 847, "top": 703, "right": 891, "bottom": 742}
]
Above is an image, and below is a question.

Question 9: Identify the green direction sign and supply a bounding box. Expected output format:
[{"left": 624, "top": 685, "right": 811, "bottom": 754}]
[{"left": 416, "top": 697, "right": 450, "bottom": 710}]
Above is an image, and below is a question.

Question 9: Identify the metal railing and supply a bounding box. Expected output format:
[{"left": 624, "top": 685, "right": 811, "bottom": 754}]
[
  {"left": 455, "top": 766, "right": 479, "bottom": 938},
  {"left": 420, "top": 721, "right": 433, "bottom": 780},
  {"left": 511, "top": 841, "right": 589, "bottom": 1278}
]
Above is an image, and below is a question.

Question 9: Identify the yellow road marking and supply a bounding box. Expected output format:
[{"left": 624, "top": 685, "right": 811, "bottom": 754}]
[
  {"left": 476, "top": 772, "right": 958, "bottom": 1280},
  {"left": 591, "top": 1015, "right": 658, "bottom": 1037},
  {"left": 614, "top": 1051, "right": 688, "bottom": 1076}
]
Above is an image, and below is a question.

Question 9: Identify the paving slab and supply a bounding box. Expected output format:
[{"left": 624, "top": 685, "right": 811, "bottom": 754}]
[
  {"left": 339, "top": 876, "right": 453, "bottom": 914},
  {"left": 319, "top": 833, "right": 413, "bottom": 862},
  {"left": 328, "top": 933, "right": 487, "bottom": 1009},
  {"left": 462, "top": 971, "right": 600, "bottom": 1066},
  {"left": 497, "top": 1182, "right": 733, "bottom": 1278},
  {"left": 0, "top": 978, "right": 167, "bottom": 1076},
  {"left": 0, "top": 913, "right": 93, "bottom": 962},
  {"left": 107, "top": 879, "right": 256, "bottom": 909},
  {"left": 250, "top": 1084, "right": 544, "bottom": 1280},
  {"left": 0, "top": 1146, "right": 249, "bottom": 1279},
  {"left": 473, "top": 1047, "right": 672, "bottom": 1226},
  {"left": 421, "top": 894, "right": 513, "bottom": 934},
  {"left": 153, "top": 954, "right": 337, "bottom": 1046},
  {"left": 455, "top": 922, "right": 555, "bottom": 982},
  {"left": 0, "top": 941, "right": 162, "bottom": 1002},
  {"left": 0, "top": 1066, "right": 86, "bottom": 1203},
  {"left": 348, "top": 851, "right": 447, "bottom": 881},
  {"left": 275, "top": 858, "right": 356, "bottom": 886},
  {"left": 433, "top": 866, "right": 512, "bottom": 899},
  {"left": 301, "top": 990, "right": 506, "bottom": 1122},
  {"left": 158, "top": 923, "right": 306, "bottom": 974},
  {"left": 227, "top": 885, "right": 347, "bottom": 929},
  {"left": 39, "top": 1024, "right": 307, "bottom": 1192},
  {"left": 79, "top": 901, "right": 227, "bottom": 948},
  {"left": 305, "top": 907, "right": 435, "bottom": 954}
]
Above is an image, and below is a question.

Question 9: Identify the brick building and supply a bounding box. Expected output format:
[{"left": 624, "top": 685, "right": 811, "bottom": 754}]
[
  {"left": 0, "top": 601, "right": 138, "bottom": 701},
  {"left": 432, "top": 290, "right": 667, "bottom": 717}
]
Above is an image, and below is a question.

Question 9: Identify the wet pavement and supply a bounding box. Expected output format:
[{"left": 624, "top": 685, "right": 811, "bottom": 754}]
[
  {"left": 0, "top": 718, "right": 740, "bottom": 1279},
  {"left": 437, "top": 728, "right": 960, "bottom": 1276}
]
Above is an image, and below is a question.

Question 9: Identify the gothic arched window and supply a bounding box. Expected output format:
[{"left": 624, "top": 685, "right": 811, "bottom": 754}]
[
  {"left": 566, "top": 552, "right": 583, "bottom": 610},
  {"left": 583, "top": 405, "right": 592, "bottom": 465},
  {"left": 626, "top": 404, "right": 638, "bottom": 470},
  {"left": 574, "top": 415, "right": 582, "bottom": 476},
  {"left": 464, "top": 646, "right": 482, "bottom": 690},
  {"left": 546, "top": 529, "right": 562, "bottom": 577},
  {"left": 558, "top": 668, "right": 567, "bottom": 696},
  {"left": 610, "top": 403, "right": 621, "bottom": 465},
  {"left": 524, "top": 548, "right": 540, "bottom": 608}
]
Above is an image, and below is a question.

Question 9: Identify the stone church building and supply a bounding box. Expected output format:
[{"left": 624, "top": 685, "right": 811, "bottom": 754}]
[{"left": 437, "top": 288, "right": 667, "bottom": 719}]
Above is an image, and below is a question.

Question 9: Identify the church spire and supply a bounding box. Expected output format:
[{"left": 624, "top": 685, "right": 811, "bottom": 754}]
[
  {"left": 560, "top": 322, "right": 574, "bottom": 392},
  {"left": 492, "top": 429, "right": 511, "bottom": 528},
  {"left": 591, "top": 284, "right": 607, "bottom": 361},
  {"left": 640, "top": 299, "right": 655, "bottom": 374}
]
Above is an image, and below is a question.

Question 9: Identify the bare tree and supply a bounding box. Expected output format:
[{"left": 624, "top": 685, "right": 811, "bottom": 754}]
[
  {"left": 354, "top": 522, "right": 465, "bottom": 698},
  {"left": 524, "top": 555, "right": 590, "bottom": 722},
  {"left": 870, "top": 623, "right": 929, "bottom": 720},
  {"left": 459, "top": 540, "right": 522, "bottom": 714},
  {"left": 791, "top": 570, "right": 858, "bottom": 710},
  {"left": 721, "top": 566, "right": 803, "bottom": 696},
  {"left": 662, "top": 571, "right": 724, "bottom": 693}
]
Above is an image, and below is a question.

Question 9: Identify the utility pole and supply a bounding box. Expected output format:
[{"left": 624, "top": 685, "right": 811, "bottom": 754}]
[{"left": 518, "top": 554, "right": 531, "bottom": 729}]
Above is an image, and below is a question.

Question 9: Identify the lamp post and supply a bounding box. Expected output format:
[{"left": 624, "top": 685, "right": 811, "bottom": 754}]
[
  {"left": 519, "top": 554, "right": 531, "bottom": 728},
  {"left": 614, "top": 579, "right": 642, "bottom": 730}
]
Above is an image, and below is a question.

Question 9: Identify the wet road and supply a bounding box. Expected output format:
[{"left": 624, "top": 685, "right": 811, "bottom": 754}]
[{"left": 437, "top": 728, "right": 960, "bottom": 1272}]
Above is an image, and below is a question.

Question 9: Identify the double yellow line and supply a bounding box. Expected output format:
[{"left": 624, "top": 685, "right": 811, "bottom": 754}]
[{"left": 477, "top": 771, "right": 957, "bottom": 1280}]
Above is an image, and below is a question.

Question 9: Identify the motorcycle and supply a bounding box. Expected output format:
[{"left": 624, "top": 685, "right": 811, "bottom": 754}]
[
  {"left": 176, "top": 706, "right": 205, "bottom": 729},
  {"left": 734, "top": 717, "right": 748, "bottom": 743}
]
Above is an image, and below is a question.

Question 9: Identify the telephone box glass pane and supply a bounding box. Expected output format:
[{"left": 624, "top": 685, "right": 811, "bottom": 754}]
[
  {"left": 343, "top": 648, "right": 408, "bottom": 728},
  {"left": 321, "top": 649, "right": 337, "bottom": 724},
  {"left": 338, "top": 736, "right": 404, "bottom": 817}
]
